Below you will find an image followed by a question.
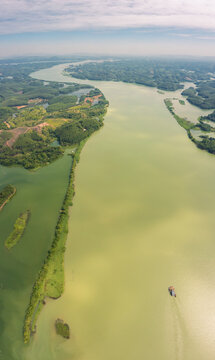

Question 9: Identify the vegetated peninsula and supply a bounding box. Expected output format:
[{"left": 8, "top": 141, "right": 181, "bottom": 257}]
[
  {"left": 182, "top": 81, "right": 215, "bottom": 109},
  {"left": 164, "top": 99, "right": 215, "bottom": 155},
  {"left": 5, "top": 210, "right": 30, "bottom": 250},
  {"left": 55, "top": 319, "right": 70, "bottom": 339},
  {"left": 0, "top": 184, "right": 16, "bottom": 211},
  {"left": 23, "top": 142, "right": 85, "bottom": 343}
]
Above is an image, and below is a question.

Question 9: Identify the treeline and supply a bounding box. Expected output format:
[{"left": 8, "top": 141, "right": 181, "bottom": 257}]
[
  {"left": 188, "top": 130, "right": 215, "bottom": 154},
  {"left": 164, "top": 98, "right": 194, "bottom": 130},
  {"left": 165, "top": 97, "right": 215, "bottom": 156},
  {"left": 46, "top": 95, "right": 77, "bottom": 113},
  {"left": 201, "top": 110, "right": 215, "bottom": 122},
  {"left": 0, "top": 184, "right": 16, "bottom": 210},
  {"left": 66, "top": 58, "right": 215, "bottom": 92},
  {"left": 23, "top": 141, "right": 85, "bottom": 343},
  {"left": 0, "top": 131, "right": 63, "bottom": 169},
  {"left": 182, "top": 81, "right": 215, "bottom": 109},
  {"left": 55, "top": 116, "right": 103, "bottom": 145}
]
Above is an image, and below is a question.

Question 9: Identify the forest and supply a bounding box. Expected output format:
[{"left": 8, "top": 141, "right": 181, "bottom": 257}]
[
  {"left": 182, "top": 81, "right": 215, "bottom": 109},
  {"left": 66, "top": 58, "right": 215, "bottom": 93},
  {"left": 0, "top": 184, "right": 16, "bottom": 210},
  {"left": 0, "top": 60, "right": 108, "bottom": 169},
  {"left": 201, "top": 110, "right": 215, "bottom": 122}
]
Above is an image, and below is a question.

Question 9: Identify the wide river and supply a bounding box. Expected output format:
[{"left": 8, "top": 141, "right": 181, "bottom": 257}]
[{"left": 1, "top": 63, "right": 215, "bottom": 360}]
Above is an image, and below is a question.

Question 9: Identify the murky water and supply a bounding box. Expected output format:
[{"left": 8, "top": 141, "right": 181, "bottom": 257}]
[
  {"left": 1, "top": 63, "right": 215, "bottom": 360},
  {"left": 0, "top": 152, "right": 72, "bottom": 360}
]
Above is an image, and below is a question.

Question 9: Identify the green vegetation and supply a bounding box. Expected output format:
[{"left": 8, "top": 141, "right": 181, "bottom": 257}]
[
  {"left": 179, "top": 100, "right": 185, "bottom": 105},
  {"left": 55, "top": 319, "right": 70, "bottom": 339},
  {"left": 0, "top": 184, "right": 16, "bottom": 210},
  {"left": 5, "top": 210, "right": 30, "bottom": 250},
  {"left": 46, "top": 95, "right": 77, "bottom": 112},
  {"left": 66, "top": 59, "right": 215, "bottom": 110},
  {"left": 188, "top": 131, "right": 215, "bottom": 154},
  {"left": 0, "top": 61, "right": 107, "bottom": 169},
  {"left": 165, "top": 98, "right": 215, "bottom": 156},
  {"left": 0, "top": 131, "right": 64, "bottom": 169},
  {"left": 23, "top": 141, "right": 86, "bottom": 343},
  {"left": 66, "top": 58, "right": 215, "bottom": 92},
  {"left": 201, "top": 110, "right": 215, "bottom": 122},
  {"left": 164, "top": 99, "right": 194, "bottom": 130},
  {"left": 56, "top": 115, "right": 103, "bottom": 145},
  {"left": 0, "top": 131, "right": 12, "bottom": 145},
  {"left": 8, "top": 106, "right": 47, "bottom": 128},
  {"left": 182, "top": 81, "right": 215, "bottom": 109},
  {"left": 198, "top": 121, "right": 213, "bottom": 132}
]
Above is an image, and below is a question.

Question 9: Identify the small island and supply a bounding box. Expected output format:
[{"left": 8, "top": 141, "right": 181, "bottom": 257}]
[
  {"left": 179, "top": 99, "right": 185, "bottom": 105},
  {"left": 0, "top": 184, "right": 16, "bottom": 211},
  {"left": 55, "top": 319, "right": 70, "bottom": 339},
  {"left": 5, "top": 210, "right": 31, "bottom": 250}
]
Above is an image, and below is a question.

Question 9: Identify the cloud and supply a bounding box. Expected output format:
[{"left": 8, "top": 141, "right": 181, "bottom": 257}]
[{"left": 1, "top": 0, "right": 215, "bottom": 35}]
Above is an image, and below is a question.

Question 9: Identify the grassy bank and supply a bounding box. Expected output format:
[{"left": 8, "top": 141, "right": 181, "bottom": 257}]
[
  {"left": 5, "top": 210, "right": 30, "bottom": 250},
  {"left": 23, "top": 140, "right": 86, "bottom": 344},
  {"left": 164, "top": 98, "right": 215, "bottom": 156},
  {"left": 164, "top": 98, "right": 194, "bottom": 130},
  {"left": 0, "top": 184, "right": 16, "bottom": 211}
]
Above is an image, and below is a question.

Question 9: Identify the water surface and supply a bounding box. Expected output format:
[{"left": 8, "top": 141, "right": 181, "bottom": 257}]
[
  {"left": 25, "top": 64, "right": 215, "bottom": 360},
  {"left": 1, "top": 63, "right": 215, "bottom": 360}
]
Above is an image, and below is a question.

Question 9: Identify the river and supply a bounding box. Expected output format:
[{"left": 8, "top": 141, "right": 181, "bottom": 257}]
[{"left": 1, "top": 63, "right": 215, "bottom": 360}]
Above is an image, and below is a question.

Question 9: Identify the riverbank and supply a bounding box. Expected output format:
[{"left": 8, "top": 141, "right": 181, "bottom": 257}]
[
  {"left": 164, "top": 98, "right": 215, "bottom": 155},
  {"left": 0, "top": 184, "right": 16, "bottom": 211},
  {"left": 15, "top": 62, "right": 215, "bottom": 360},
  {"left": 23, "top": 138, "right": 88, "bottom": 343}
]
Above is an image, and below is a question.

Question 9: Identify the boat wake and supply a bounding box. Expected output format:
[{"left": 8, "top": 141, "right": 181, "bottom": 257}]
[{"left": 170, "top": 298, "right": 186, "bottom": 360}]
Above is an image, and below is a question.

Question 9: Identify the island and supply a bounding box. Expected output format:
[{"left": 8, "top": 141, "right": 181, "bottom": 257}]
[
  {"left": 0, "top": 184, "right": 16, "bottom": 211},
  {"left": 5, "top": 210, "right": 30, "bottom": 250},
  {"left": 55, "top": 319, "right": 70, "bottom": 339}
]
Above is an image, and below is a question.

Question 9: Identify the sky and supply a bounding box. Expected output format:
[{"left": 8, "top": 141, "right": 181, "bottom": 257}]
[{"left": 1, "top": 0, "right": 215, "bottom": 58}]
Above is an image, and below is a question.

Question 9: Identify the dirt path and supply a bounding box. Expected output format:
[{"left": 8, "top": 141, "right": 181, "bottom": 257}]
[{"left": 5, "top": 127, "right": 28, "bottom": 148}]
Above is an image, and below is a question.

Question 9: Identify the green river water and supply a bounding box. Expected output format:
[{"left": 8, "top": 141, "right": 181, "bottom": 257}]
[{"left": 1, "top": 63, "right": 215, "bottom": 360}]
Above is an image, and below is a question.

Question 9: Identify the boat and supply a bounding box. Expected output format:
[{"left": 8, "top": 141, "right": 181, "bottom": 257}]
[{"left": 168, "top": 286, "right": 176, "bottom": 297}]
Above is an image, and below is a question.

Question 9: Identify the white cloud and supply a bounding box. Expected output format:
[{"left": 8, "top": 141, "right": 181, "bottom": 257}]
[{"left": 1, "top": 0, "right": 215, "bottom": 35}]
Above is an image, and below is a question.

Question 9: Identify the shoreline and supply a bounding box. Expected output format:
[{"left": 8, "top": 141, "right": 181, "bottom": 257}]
[
  {"left": 23, "top": 136, "right": 94, "bottom": 343},
  {"left": 164, "top": 98, "right": 215, "bottom": 156},
  {"left": 0, "top": 185, "right": 16, "bottom": 211}
]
